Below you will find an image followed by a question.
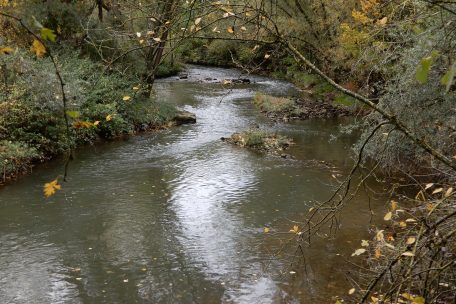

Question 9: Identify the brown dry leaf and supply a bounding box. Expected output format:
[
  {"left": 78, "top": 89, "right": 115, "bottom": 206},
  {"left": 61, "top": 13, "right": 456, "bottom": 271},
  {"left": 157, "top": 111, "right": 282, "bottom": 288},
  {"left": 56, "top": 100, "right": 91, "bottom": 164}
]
[{"left": 227, "top": 26, "right": 235, "bottom": 34}]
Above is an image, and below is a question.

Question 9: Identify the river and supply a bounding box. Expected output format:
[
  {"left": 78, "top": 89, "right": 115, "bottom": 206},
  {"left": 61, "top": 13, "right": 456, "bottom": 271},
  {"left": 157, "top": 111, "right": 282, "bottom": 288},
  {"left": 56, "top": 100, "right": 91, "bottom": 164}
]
[{"left": 0, "top": 66, "right": 385, "bottom": 303}]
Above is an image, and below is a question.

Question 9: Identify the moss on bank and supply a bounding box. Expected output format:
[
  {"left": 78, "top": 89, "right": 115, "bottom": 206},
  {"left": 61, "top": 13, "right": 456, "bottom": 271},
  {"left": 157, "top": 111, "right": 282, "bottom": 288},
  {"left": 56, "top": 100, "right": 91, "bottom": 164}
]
[
  {"left": 223, "top": 129, "right": 293, "bottom": 154},
  {"left": 0, "top": 50, "right": 186, "bottom": 183}
]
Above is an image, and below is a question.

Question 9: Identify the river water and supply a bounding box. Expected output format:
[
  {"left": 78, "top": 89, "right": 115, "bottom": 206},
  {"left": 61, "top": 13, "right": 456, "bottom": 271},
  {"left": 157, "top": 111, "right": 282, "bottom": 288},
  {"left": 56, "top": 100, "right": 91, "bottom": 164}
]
[{"left": 0, "top": 66, "right": 385, "bottom": 303}]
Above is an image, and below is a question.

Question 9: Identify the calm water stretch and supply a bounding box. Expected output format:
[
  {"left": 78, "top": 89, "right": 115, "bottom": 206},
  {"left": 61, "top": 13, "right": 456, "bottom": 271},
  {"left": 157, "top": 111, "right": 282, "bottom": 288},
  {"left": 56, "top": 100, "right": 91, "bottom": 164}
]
[{"left": 0, "top": 66, "right": 385, "bottom": 303}]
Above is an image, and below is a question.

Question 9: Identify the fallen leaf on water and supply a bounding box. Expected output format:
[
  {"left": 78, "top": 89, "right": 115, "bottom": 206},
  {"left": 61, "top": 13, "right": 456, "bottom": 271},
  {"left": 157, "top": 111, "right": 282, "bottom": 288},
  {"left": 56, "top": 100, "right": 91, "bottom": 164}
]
[
  {"left": 289, "top": 225, "right": 299, "bottom": 234},
  {"left": 351, "top": 248, "right": 366, "bottom": 256}
]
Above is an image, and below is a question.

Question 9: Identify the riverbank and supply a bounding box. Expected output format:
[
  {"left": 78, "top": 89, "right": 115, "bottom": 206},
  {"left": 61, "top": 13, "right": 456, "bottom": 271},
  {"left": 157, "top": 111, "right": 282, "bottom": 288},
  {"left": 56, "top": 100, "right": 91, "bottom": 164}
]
[{"left": 0, "top": 50, "right": 192, "bottom": 184}]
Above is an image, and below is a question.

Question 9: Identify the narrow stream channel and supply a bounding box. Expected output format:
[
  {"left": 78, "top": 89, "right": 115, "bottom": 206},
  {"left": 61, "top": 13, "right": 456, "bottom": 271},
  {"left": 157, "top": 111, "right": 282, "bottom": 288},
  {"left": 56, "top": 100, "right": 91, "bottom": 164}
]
[{"left": 0, "top": 66, "right": 385, "bottom": 303}]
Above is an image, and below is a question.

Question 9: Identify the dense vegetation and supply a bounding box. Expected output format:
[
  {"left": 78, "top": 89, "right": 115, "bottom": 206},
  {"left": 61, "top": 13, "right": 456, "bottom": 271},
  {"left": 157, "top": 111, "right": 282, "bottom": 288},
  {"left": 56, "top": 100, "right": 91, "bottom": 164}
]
[{"left": 1, "top": 0, "right": 455, "bottom": 303}]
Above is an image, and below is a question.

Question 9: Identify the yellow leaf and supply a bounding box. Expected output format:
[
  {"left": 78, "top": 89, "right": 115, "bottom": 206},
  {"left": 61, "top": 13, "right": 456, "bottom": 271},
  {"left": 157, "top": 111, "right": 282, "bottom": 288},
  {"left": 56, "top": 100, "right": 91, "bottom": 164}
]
[
  {"left": 384, "top": 211, "right": 392, "bottom": 221},
  {"left": 264, "top": 54, "right": 271, "bottom": 59},
  {"left": 361, "top": 240, "right": 369, "bottom": 247},
  {"left": 30, "top": 39, "right": 46, "bottom": 58},
  {"left": 377, "top": 16, "right": 388, "bottom": 26},
  {"left": 289, "top": 225, "right": 299, "bottom": 234},
  {"left": 406, "top": 237, "right": 416, "bottom": 245},
  {"left": 351, "top": 248, "right": 366, "bottom": 256},
  {"left": 399, "top": 221, "right": 407, "bottom": 228},
  {"left": 133, "top": 86, "right": 140, "bottom": 90},
  {"left": 375, "top": 247, "right": 382, "bottom": 259},
  {"left": 194, "top": 17, "right": 202, "bottom": 25},
  {"left": 432, "top": 187, "right": 443, "bottom": 194},
  {"left": 123, "top": 96, "right": 131, "bottom": 101},
  {"left": 106, "top": 114, "right": 113, "bottom": 121},
  {"left": 153, "top": 37, "right": 162, "bottom": 42},
  {"left": 93, "top": 121, "right": 100, "bottom": 126},
  {"left": 227, "top": 26, "right": 235, "bottom": 33},
  {"left": 444, "top": 187, "right": 453, "bottom": 198},
  {"left": 425, "top": 183, "right": 434, "bottom": 190},
  {"left": 376, "top": 230, "right": 384, "bottom": 241},
  {"left": 0, "top": 46, "right": 14, "bottom": 55},
  {"left": 348, "top": 288, "right": 356, "bottom": 295},
  {"left": 402, "top": 251, "right": 415, "bottom": 257},
  {"left": 264, "top": 227, "right": 270, "bottom": 233},
  {"left": 44, "top": 179, "right": 61, "bottom": 198},
  {"left": 390, "top": 200, "right": 398, "bottom": 211},
  {"left": 240, "top": 26, "right": 247, "bottom": 31}
]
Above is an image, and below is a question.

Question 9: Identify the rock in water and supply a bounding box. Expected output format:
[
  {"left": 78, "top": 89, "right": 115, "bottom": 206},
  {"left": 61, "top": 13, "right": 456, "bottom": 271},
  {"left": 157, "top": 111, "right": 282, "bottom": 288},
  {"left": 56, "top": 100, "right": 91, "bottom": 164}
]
[{"left": 173, "top": 111, "right": 196, "bottom": 125}]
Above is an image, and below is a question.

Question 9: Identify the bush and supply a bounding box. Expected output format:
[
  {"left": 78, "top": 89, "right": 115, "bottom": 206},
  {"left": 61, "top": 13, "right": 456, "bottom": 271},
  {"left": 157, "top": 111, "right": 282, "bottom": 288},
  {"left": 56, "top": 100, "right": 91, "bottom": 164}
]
[
  {"left": 0, "top": 140, "right": 40, "bottom": 182},
  {"left": 253, "top": 93, "right": 296, "bottom": 113}
]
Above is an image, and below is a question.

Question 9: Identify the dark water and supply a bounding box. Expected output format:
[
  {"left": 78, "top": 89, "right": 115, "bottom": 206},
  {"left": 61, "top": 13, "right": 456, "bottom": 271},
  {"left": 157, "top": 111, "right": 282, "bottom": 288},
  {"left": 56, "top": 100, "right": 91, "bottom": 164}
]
[{"left": 0, "top": 66, "right": 385, "bottom": 303}]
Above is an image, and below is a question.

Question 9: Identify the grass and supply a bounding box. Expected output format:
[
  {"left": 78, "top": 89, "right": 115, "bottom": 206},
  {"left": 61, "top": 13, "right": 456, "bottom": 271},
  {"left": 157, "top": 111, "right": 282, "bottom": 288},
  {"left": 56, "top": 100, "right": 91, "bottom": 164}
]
[{"left": 225, "top": 128, "right": 293, "bottom": 153}]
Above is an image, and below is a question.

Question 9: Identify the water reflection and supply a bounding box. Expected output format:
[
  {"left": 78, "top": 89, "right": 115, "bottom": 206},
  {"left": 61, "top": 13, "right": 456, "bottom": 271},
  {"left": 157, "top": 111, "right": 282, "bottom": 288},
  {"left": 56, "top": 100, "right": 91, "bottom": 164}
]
[{"left": 0, "top": 65, "right": 383, "bottom": 303}]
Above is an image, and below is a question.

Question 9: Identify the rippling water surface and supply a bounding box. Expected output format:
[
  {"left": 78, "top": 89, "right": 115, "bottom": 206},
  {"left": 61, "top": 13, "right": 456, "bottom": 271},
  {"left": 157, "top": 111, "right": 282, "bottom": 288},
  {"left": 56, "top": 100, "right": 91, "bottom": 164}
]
[{"left": 0, "top": 66, "right": 384, "bottom": 303}]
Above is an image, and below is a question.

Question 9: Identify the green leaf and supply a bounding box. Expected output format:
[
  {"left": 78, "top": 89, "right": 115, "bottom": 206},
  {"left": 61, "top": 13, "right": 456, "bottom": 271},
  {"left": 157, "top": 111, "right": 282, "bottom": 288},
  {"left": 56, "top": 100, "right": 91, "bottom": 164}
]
[
  {"left": 40, "top": 28, "right": 56, "bottom": 42},
  {"left": 66, "top": 111, "right": 80, "bottom": 119},
  {"left": 441, "top": 63, "right": 455, "bottom": 93},
  {"left": 416, "top": 56, "right": 433, "bottom": 83},
  {"left": 416, "top": 51, "right": 440, "bottom": 84}
]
